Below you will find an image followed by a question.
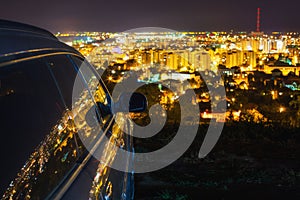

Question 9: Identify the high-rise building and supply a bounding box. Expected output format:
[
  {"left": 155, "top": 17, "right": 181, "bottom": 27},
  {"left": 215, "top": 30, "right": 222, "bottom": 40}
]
[
  {"left": 246, "top": 51, "right": 257, "bottom": 69},
  {"left": 199, "top": 51, "right": 211, "bottom": 70}
]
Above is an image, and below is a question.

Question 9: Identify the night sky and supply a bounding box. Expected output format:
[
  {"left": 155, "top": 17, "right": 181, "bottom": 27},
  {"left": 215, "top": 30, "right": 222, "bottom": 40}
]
[{"left": 1, "top": 0, "right": 300, "bottom": 33}]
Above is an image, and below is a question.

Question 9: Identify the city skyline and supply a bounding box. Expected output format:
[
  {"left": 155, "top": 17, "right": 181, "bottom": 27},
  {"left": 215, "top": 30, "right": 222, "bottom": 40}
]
[
  {"left": 1, "top": 10, "right": 300, "bottom": 199},
  {"left": 1, "top": 0, "right": 300, "bottom": 33}
]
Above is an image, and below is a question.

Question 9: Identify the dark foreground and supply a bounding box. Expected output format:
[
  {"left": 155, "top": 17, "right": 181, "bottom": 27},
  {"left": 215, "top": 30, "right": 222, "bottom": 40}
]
[{"left": 134, "top": 123, "right": 300, "bottom": 200}]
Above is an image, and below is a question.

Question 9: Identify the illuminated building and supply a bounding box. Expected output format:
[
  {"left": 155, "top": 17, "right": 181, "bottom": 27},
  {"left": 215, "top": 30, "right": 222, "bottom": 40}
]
[
  {"left": 199, "top": 51, "right": 211, "bottom": 70},
  {"left": 264, "top": 64, "right": 300, "bottom": 76},
  {"left": 226, "top": 51, "right": 243, "bottom": 67}
]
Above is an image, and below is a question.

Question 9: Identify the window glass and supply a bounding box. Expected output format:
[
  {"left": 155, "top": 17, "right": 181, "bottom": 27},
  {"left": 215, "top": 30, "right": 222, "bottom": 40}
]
[
  {"left": 44, "top": 55, "right": 78, "bottom": 108},
  {"left": 71, "top": 56, "right": 112, "bottom": 123},
  {"left": 43, "top": 54, "right": 86, "bottom": 157},
  {"left": 0, "top": 55, "right": 96, "bottom": 199},
  {"left": 0, "top": 57, "right": 77, "bottom": 199}
]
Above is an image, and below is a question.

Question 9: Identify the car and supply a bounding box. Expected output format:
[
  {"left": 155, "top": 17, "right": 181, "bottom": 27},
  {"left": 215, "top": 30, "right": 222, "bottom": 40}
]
[{"left": 0, "top": 19, "right": 146, "bottom": 200}]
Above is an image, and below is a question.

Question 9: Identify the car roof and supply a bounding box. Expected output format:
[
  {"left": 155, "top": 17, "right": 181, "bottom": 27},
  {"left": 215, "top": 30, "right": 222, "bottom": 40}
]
[
  {"left": 0, "top": 19, "right": 80, "bottom": 59},
  {"left": 0, "top": 19, "right": 57, "bottom": 39}
]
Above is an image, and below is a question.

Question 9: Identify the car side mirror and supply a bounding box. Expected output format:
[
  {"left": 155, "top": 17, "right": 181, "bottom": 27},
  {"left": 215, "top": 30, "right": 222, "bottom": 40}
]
[{"left": 113, "top": 92, "right": 147, "bottom": 113}]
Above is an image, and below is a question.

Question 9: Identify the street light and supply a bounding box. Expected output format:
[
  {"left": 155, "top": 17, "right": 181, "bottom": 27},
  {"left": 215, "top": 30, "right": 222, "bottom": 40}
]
[{"left": 279, "top": 106, "right": 285, "bottom": 113}]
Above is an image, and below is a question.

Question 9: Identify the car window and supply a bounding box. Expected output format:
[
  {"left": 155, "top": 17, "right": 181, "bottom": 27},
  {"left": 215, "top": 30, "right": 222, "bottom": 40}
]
[
  {"left": 1, "top": 55, "right": 88, "bottom": 199},
  {"left": 1, "top": 54, "right": 115, "bottom": 199},
  {"left": 71, "top": 56, "right": 112, "bottom": 123},
  {"left": 0, "top": 57, "right": 73, "bottom": 198},
  {"left": 44, "top": 55, "right": 79, "bottom": 108}
]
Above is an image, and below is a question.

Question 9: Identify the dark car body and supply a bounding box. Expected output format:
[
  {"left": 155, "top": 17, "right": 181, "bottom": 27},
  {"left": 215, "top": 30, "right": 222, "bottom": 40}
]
[{"left": 0, "top": 20, "right": 134, "bottom": 200}]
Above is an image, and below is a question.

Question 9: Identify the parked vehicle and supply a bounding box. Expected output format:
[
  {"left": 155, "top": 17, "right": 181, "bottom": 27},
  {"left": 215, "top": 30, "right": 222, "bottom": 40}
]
[{"left": 0, "top": 19, "right": 145, "bottom": 200}]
